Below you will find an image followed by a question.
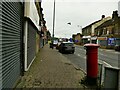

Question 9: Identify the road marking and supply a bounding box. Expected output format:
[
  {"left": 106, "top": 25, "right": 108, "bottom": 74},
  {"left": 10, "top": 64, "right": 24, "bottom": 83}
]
[
  {"left": 103, "top": 61, "right": 112, "bottom": 67},
  {"left": 114, "top": 52, "right": 120, "bottom": 54},
  {"left": 99, "top": 53, "right": 108, "bottom": 57},
  {"left": 77, "top": 54, "right": 86, "bottom": 59},
  {"left": 99, "top": 60, "right": 112, "bottom": 67},
  {"left": 99, "top": 49, "right": 120, "bottom": 54},
  {"left": 99, "top": 53, "right": 104, "bottom": 55}
]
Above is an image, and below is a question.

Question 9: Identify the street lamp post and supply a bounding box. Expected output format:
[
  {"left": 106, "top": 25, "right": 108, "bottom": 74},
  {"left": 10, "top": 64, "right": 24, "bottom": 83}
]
[{"left": 52, "top": 0, "right": 55, "bottom": 39}]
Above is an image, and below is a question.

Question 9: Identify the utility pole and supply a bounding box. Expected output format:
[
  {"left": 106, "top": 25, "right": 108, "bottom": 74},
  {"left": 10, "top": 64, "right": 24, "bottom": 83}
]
[{"left": 52, "top": 0, "right": 55, "bottom": 39}]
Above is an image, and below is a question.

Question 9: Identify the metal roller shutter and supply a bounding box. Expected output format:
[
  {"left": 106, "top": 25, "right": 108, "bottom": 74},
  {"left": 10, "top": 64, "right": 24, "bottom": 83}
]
[
  {"left": 0, "top": 1, "right": 2, "bottom": 89},
  {"left": 1, "top": 1, "right": 23, "bottom": 88},
  {"left": 27, "top": 21, "right": 36, "bottom": 68}
]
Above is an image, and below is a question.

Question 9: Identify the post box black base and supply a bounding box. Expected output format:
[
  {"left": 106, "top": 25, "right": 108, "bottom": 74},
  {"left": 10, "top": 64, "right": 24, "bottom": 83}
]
[{"left": 86, "top": 77, "right": 97, "bottom": 85}]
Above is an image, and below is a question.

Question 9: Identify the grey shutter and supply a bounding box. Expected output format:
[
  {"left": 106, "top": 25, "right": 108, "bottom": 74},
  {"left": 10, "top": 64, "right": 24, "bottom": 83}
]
[
  {"left": 27, "top": 21, "right": 36, "bottom": 68},
  {"left": 0, "top": 1, "right": 2, "bottom": 89},
  {"left": 2, "top": 1, "right": 23, "bottom": 88}
]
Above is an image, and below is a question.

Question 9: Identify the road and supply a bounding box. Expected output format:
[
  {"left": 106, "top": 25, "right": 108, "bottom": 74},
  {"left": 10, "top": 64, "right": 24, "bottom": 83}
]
[{"left": 62, "top": 45, "right": 120, "bottom": 72}]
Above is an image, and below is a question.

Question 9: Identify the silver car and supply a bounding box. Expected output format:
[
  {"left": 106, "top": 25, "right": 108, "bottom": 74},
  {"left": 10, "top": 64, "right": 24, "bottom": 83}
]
[{"left": 58, "top": 42, "right": 75, "bottom": 54}]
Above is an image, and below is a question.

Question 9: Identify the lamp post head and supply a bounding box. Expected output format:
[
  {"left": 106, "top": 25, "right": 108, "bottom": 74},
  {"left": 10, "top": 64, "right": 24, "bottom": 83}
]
[{"left": 67, "top": 22, "right": 71, "bottom": 25}]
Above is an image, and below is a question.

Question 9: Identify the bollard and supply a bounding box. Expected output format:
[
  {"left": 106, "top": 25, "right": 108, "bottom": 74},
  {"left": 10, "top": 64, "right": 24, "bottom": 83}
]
[{"left": 84, "top": 44, "right": 100, "bottom": 85}]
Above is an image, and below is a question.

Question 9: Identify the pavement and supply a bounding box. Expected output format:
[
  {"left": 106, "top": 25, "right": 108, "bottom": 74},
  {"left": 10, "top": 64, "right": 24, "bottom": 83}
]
[{"left": 16, "top": 44, "right": 88, "bottom": 89}]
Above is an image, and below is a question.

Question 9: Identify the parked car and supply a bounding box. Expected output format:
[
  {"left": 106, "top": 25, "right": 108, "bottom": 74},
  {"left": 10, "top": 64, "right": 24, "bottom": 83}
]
[
  {"left": 49, "top": 40, "right": 58, "bottom": 49},
  {"left": 115, "top": 45, "right": 120, "bottom": 51},
  {"left": 53, "top": 40, "right": 58, "bottom": 47},
  {"left": 58, "top": 42, "right": 75, "bottom": 54}
]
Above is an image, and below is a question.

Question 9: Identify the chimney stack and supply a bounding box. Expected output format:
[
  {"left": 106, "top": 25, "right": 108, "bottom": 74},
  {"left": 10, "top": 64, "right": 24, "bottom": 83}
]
[
  {"left": 101, "top": 15, "right": 105, "bottom": 19},
  {"left": 112, "top": 10, "right": 118, "bottom": 19}
]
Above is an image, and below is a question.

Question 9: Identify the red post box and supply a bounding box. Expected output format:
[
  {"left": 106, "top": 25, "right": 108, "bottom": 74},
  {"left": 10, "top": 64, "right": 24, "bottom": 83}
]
[{"left": 84, "top": 44, "right": 99, "bottom": 85}]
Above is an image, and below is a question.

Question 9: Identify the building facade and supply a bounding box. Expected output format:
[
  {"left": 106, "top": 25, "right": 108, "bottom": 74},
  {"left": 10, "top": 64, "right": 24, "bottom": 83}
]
[
  {"left": 72, "top": 33, "right": 83, "bottom": 45},
  {"left": 0, "top": 0, "right": 48, "bottom": 88},
  {"left": 82, "top": 16, "right": 111, "bottom": 44},
  {"left": 24, "top": 0, "right": 40, "bottom": 71},
  {"left": 95, "top": 11, "right": 120, "bottom": 48}
]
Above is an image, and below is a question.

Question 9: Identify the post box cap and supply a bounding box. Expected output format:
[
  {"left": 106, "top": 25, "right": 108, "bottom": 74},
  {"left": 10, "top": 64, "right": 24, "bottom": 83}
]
[{"left": 84, "top": 44, "right": 100, "bottom": 47}]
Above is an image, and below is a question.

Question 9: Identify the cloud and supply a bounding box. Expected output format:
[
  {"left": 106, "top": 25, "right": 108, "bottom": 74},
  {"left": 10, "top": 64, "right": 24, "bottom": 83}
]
[{"left": 42, "top": 0, "right": 119, "bottom": 38}]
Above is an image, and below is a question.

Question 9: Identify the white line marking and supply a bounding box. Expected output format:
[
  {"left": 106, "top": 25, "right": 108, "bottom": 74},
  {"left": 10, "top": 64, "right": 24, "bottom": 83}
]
[
  {"left": 77, "top": 54, "right": 86, "bottom": 59},
  {"left": 100, "top": 49, "right": 120, "bottom": 54},
  {"left": 99, "top": 53, "right": 108, "bottom": 57},
  {"left": 114, "top": 52, "right": 120, "bottom": 54},
  {"left": 100, "top": 53, "right": 104, "bottom": 55},
  {"left": 103, "top": 61, "right": 112, "bottom": 67},
  {"left": 99, "top": 60, "right": 112, "bottom": 67}
]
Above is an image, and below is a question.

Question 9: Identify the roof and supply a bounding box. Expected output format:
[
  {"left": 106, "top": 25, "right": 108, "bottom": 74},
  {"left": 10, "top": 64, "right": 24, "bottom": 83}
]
[
  {"left": 82, "top": 19, "right": 101, "bottom": 30},
  {"left": 96, "top": 19, "right": 113, "bottom": 29},
  {"left": 95, "top": 17, "right": 120, "bottom": 29}
]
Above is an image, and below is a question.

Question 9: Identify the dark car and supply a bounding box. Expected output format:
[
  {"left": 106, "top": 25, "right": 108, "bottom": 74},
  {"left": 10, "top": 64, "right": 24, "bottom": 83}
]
[
  {"left": 58, "top": 42, "right": 75, "bottom": 54},
  {"left": 115, "top": 45, "right": 120, "bottom": 51}
]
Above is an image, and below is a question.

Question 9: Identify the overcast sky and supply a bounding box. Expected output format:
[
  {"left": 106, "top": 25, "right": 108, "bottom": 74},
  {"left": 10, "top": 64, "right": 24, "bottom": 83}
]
[{"left": 42, "top": 0, "right": 120, "bottom": 38}]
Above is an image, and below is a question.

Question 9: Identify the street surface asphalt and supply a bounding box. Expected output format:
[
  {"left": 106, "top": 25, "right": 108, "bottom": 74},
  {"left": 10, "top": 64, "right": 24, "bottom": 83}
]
[{"left": 61, "top": 45, "right": 120, "bottom": 73}]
